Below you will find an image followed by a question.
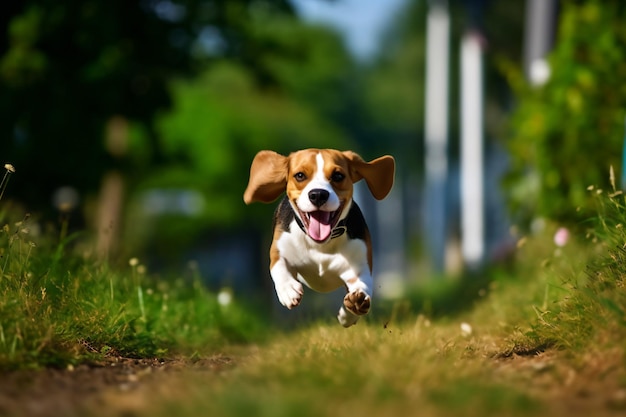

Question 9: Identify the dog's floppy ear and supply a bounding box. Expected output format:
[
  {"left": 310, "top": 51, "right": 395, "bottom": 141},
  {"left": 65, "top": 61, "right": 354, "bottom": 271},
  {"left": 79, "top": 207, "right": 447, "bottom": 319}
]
[
  {"left": 243, "top": 150, "right": 289, "bottom": 204},
  {"left": 343, "top": 151, "right": 395, "bottom": 200}
]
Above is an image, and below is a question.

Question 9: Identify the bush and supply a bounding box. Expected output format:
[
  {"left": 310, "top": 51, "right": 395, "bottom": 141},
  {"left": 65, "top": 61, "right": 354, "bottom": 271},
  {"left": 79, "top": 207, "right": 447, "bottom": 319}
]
[{"left": 503, "top": 0, "right": 626, "bottom": 225}]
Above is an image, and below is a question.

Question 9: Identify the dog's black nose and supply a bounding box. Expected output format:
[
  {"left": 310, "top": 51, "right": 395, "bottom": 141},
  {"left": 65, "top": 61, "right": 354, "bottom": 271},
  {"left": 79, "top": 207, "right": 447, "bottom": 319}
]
[{"left": 308, "top": 189, "right": 329, "bottom": 207}]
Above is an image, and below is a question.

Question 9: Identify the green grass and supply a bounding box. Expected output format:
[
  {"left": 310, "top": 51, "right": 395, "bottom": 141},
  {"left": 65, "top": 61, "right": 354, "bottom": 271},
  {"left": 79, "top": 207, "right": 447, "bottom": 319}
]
[
  {"left": 524, "top": 185, "right": 626, "bottom": 354},
  {"left": 0, "top": 212, "right": 270, "bottom": 371},
  {"left": 2, "top": 165, "right": 626, "bottom": 416},
  {"left": 0, "top": 166, "right": 270, "bottom": 370},
  {"left": 139, "top": 321, "right": 540, "bottom": 417},
  {"left": 137, "top": 206, "right": 625, "bottom": 417}
]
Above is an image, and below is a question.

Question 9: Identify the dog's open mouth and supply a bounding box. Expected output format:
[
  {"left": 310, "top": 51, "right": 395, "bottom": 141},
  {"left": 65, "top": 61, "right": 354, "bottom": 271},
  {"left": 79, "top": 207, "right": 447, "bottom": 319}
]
[{"left": 298, "top": 205, "right": 343, "bottom": 243}]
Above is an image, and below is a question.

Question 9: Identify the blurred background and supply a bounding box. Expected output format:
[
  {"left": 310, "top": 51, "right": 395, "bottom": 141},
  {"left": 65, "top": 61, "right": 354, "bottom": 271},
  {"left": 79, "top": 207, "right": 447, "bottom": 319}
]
[{"left": 1, "top": 0, "right": 624, "bottom": 302}]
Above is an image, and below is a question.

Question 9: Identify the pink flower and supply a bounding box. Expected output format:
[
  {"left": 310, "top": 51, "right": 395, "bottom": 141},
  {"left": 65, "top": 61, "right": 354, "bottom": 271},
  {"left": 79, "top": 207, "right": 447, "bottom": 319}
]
[{"left": 554, "top": 227, "right": 570, "bottom": 247}]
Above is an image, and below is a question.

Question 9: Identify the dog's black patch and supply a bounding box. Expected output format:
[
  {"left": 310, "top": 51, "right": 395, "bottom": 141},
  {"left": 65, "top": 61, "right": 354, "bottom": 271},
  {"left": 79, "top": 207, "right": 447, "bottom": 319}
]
[
  {"left": 273, "top": 195, "right": 368, "bottom": 240},
  {"left": 274, "top": 196, "right": 294, "bottom": 232},
  {"left": 344, "top": 201, "right": 368, "bottom": 240}
]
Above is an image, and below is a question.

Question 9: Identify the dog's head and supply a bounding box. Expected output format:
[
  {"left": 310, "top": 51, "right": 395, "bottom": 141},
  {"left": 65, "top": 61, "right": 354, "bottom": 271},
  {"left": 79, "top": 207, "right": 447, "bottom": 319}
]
[{"left": 244, "top": 149, "right": 395, "bottom": 243}]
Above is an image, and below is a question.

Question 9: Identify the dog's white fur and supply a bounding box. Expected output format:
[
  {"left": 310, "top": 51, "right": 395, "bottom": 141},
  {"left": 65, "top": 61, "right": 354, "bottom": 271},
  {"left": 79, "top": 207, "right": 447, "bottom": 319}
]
[
  {"left": 271, "top": 211, "right": 369, "bottom": 327},
  {"left": 244, "top": 149, "right": 395, "bottom": 327},
  {"left": 296, "top": 154, "right": 342, "bottom": 213}
]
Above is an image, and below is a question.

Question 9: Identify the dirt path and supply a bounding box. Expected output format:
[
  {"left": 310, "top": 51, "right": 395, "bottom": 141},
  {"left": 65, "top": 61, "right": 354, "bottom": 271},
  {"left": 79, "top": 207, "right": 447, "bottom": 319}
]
[
  {"left": 2, "top": 348, "right": 626, "bottom": 417},
  {"left": 494, "top": 349, "right": 626, "bottom": 417},
  {"left": 0, "top": 356, "right": 234, "bottom": 417}
]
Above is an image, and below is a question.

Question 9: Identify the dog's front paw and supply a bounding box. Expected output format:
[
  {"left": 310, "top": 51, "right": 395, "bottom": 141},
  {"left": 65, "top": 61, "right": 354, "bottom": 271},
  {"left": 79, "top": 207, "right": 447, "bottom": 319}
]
[
  {"left": 275, "top": 280, "right": 304, "bottom": 310},
  {"left": 343, "top": 290, "right": 371, "bottom": 316}
]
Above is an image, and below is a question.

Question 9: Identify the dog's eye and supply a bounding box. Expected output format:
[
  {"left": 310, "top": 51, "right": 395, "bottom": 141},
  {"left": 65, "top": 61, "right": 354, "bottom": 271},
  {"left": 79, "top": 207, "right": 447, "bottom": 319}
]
[
  {"left": 331, "top": 172, "right": 345, "bottom": 182},
  {"left": 294, "top": 172, "right": 307, "bottom": 182}
]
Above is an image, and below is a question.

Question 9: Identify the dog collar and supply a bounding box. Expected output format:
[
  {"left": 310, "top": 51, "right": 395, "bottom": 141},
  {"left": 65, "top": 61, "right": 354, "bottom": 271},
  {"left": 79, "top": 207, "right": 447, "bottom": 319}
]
[{"left": 294, "top": 214, "right": 347, "bottom": 240}]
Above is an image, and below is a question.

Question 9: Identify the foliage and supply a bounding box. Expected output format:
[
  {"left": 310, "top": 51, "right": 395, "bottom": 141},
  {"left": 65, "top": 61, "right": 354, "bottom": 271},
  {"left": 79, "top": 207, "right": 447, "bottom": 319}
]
[
  {"left": 503, "top": 0, "right": 626, "bottom": 225},
  {"left": 122, "top": 15, "right": 355, "bottom": 256},
  {"left": 1, "top": 0, "right": 361, "bottom": 260},
  {"left": 359, "top": 0, "right": 429, "bottom": 167},
  {"left": 0, "top": 0, "right": 294, "bottom": 209}
]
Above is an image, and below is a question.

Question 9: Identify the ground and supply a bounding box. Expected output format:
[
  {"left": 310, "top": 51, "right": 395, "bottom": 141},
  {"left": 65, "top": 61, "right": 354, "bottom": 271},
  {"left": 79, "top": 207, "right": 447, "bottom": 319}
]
[
  {"left": 495, "top": 349, "right": 626, "bottom": 416},
  {"left": 1, "top": 345, "right": 625, "bottom": 417},
  {"left": 0, "top": 356, "right": 234, "bottom": 417}
]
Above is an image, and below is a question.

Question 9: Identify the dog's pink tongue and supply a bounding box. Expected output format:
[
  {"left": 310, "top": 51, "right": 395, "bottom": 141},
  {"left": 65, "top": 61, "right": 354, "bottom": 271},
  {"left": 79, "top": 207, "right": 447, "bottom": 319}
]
[{"left": 308, "top": 211, "right": 332, "bottom": 241}]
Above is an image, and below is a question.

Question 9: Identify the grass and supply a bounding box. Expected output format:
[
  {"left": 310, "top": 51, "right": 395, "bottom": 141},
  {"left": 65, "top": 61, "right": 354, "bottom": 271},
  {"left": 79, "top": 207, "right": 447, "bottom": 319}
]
[
  {"left": 0, "top": 230, "right": 270, "bottom": 369},
  {"left": 135, "top": 182, "right": 626, "bottom": 417},
  {"left": 2, "top": 163, "right": 626, "bottom": 416},
  {"left": 134, "top": 322, "right": 538, "bottom": 417},
  {"left": 0, "top": 166, "right": 271, "bottom": 370},
  {"left": 525, "top": 184, "right": 626, "bottom": 354}
]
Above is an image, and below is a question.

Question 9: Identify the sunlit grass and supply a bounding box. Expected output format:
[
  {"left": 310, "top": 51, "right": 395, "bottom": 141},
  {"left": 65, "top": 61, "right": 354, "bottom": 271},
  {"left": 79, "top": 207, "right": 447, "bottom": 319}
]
[
  {"left": 2, "top": 162, "right": 626, "bottom": 416},
  {"left": 138, "top": 320, "right": 539, "bottom": 417},
  {"left": 524, "top": 181, "right": 626, "bottom": 353},
  {"left": 0, "top": 234, "right": 270, "bottom": 370},
  {"left": 0, "top": 164, "right": 270, "bottom": 370},
  {"left": 139, "top": 179, "right": 626, "bottom": 417}
]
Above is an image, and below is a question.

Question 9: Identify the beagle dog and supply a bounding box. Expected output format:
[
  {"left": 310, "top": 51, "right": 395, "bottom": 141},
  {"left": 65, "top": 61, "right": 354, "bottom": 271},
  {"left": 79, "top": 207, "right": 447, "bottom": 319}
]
[{"left": 244, "top": 149, "right": 395, "bottom": 327}]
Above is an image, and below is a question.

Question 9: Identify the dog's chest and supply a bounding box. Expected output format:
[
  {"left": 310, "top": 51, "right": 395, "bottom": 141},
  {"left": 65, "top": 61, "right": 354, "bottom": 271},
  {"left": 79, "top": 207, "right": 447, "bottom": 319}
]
[{"left": 276, "top": 222, "right": 367, "bottom": 292}]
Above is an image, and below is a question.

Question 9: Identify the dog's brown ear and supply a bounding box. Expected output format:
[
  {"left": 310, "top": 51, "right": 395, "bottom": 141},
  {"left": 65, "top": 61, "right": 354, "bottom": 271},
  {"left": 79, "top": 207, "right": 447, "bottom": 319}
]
[
  {"left": 343, "top": 151, "right": 395, "bottom": 200},
  {"left": 243, "top": 150, "right": 289, "bottom": 204}
]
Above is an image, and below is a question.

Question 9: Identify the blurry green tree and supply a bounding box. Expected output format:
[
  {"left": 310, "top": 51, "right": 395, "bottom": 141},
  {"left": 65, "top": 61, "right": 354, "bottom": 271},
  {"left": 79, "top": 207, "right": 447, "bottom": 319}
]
[
  {"left": 0, "top": 0, "right": 357, "bottom": 258},
  {"left": 0, "top": 0, "right": 294, "bottom": 211},
  {"left": 358, "top": 0, "right": 428, "bottom": 171},
  {"left": 123, "top": 14, "right": 355, "bottom": 257},
  {"left": 503, "top": 0, "right": 626, "bottom": 225}
]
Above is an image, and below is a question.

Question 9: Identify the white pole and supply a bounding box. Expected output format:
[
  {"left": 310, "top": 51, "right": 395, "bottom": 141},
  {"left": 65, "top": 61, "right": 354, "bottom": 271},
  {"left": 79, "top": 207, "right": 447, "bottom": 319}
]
[
  {"left": 524, "top": 0, "right": 557, "bottom": 86},
  {"left": 424, "top": 2, "right": 450, "bottom": 272},
  {"left": 425, "top": 4, "right": 450, "bottom": 184},
  {"left": 460, "top": 33, "right": 484, "bottom": 267}
]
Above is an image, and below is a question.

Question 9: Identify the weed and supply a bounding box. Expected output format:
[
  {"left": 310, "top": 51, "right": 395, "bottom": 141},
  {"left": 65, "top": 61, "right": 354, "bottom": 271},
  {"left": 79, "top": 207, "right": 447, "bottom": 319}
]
[{"left": 0, "top": 163, "right": 15, "bottom": 203}]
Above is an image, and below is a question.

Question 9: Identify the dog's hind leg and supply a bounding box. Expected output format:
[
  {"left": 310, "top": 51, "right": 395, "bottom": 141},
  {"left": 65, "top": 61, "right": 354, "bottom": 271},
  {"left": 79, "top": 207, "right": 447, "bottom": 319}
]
[
  {"left": 337, "top": 274, "right": 372, "bottom": 327},
  {"left": 337, "top": 304, "right": 361, "bottom": 327},
  {"left": 343, "top": 289, "right": 371, "bottom": 316},
  {"left": 338, "top": 289, "right": 371, "bottom": 327}
]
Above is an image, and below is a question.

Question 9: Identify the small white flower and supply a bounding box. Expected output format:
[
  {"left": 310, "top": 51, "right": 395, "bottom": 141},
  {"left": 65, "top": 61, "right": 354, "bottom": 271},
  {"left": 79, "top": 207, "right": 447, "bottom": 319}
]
[
  {"left": 217, "top": 288, "right": 233, "bottom": 307},
  {"left": 460, "top": 322, "right": 473, "bottom": 336}
]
